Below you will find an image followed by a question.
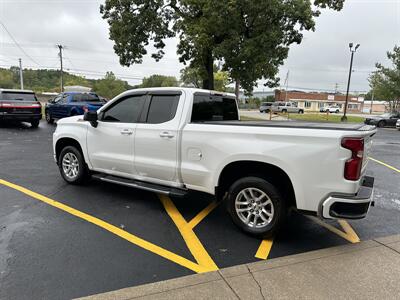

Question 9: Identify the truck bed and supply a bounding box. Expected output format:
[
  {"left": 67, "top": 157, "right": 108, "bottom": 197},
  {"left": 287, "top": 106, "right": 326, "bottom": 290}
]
[{"left": 199, "top": 120, "right": 375, "bottom": 132}]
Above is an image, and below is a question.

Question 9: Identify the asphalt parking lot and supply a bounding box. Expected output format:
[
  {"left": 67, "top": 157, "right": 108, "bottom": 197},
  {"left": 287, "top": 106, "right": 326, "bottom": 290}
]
[{"left": 1, "top": 121, "right": 399, "bottom": 300}]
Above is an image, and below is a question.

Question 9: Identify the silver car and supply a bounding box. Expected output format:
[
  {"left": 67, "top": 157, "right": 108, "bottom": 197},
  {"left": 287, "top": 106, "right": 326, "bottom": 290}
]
[{"left": 271, "top": 102, "right": 304, "bottom": 114}]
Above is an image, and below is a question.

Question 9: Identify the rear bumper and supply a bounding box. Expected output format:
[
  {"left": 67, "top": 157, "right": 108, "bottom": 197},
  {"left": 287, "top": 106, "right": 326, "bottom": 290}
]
[
  {"left": 320, "top": 176, "right": 374, "bottom": 219},
  {"left": 0, "top": 112, "right": 42, "bottom": 121}
]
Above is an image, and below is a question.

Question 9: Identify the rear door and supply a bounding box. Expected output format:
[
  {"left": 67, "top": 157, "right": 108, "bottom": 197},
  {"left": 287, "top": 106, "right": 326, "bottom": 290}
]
[{"left": 134, "top": 91, "right": 183, "bottom": 184}]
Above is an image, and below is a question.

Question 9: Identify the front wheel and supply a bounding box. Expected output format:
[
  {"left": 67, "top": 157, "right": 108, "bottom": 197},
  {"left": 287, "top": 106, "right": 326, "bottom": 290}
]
[
  {"left": 377, "top": 120, "right": 385, "bottom": 128},
  {"left": 45, "top": 110, "right": 54, "bottom": 124},
  {"left": 58, "top": 146, "right": 90, "bottom": 185},
  {"left": 226, "top": 177, "right": 286, "bottom": 238}
]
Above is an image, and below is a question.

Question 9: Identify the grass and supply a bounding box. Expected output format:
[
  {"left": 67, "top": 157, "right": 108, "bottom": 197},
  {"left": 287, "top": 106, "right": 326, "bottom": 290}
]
[{"left": 288, "top": 113, "right": 365, "bottom": 123}]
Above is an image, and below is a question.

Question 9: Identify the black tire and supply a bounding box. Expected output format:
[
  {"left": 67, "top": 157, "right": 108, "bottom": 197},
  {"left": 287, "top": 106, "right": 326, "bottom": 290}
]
[
  {"left": 30, "top": 120, "right": 39, "bottom": 128},
  {"left": 226, "top": 176, "right": 286, "bottom": 238},
  {"left": 45, "top": 110, "right": 54, "bottom": 124},
  {"left": 298, "top": 110, "right": 304, "bottom": 114},
  {"left": 265, "top": 109, "right": 270, "bottom": 113},
  {"left": 377, "top": 120, "right": 385, "bottom": 128},
  {"left": 336, "top": 110, "right": 339, "bottom": 113},
  {"left": 282, "top": 109, "right": 287, "bottom": 114},
  {"left": 58, "top": 146, "right": 90, "bottom": 185}
]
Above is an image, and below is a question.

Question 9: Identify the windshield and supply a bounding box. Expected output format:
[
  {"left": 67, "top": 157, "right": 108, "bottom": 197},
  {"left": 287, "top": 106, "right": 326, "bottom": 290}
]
[
  {"left": 71, "top": 93, "right": 101, "bottom": 102},
  {"left": 380, "top": 113, "right": 391, "bottom": 118},
  {"left": 1, "top": 92, "right": 37, "bottom": 101}
]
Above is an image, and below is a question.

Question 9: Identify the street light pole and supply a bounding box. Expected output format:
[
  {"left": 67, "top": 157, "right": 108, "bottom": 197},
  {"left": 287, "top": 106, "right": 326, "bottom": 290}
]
[{"left": 341, "top": 43, "right": 360, "bottom": 122}]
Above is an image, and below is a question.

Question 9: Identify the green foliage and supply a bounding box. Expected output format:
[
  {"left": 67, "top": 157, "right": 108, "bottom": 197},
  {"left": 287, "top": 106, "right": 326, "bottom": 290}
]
[
  {"left": 92, "top": 72, "right": 129, "bottom": 99},
  {"left": 0, "top": 67, "right": 130, "bottom": 98},
  {"left": 140, "top": 74, "right": 178, "bottom": 88},
  {"left": 180, "top": 65, "right": 231, "bottom": 92},
  {"left": 0, "top": 67, "right": 92, "bottom": 92},
  {"left": 369, "top": 45, "right": 400, "bottom": 112},
  {"left": 101, "top": 0, "right": 344, "bottom": 93}
]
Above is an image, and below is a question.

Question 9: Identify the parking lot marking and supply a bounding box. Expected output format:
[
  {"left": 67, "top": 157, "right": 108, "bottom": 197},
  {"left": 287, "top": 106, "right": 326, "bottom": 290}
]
[
  {"left": 307, "top": 216, "right": 360, "bottom": 243},
  {"left": 187, "top": 201, "right": 219, "bottom": 229},
  {"left": 369, "top": 157, "right": 400, "bottom": 173},
  {"left": 255, "top": 239, "right": 274, "bottom": 260},
  {"left": 159, "top": 195, "right": 219, "bottom": 272},
  {"left": 0, "top": 179, "right": 211, "bottom": 274}
]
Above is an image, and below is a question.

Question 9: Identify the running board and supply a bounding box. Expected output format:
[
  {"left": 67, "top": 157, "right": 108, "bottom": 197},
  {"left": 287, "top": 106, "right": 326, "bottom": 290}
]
[{"left": 92, "top": 174, "right": 188, "bottom": 198}]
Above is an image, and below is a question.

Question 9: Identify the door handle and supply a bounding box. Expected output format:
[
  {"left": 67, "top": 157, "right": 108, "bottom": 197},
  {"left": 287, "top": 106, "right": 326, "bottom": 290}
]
[
  {"left": 159, "top": 131, "right": 174, "bottom": 138},
  {"left": 120, "top": 129, "right": 133, "bottom": 135}
]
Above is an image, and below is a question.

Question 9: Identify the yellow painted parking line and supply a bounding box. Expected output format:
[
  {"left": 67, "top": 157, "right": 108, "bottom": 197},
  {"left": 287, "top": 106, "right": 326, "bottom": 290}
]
[
  {"left": 369, "top": 157, "right": 400, "bottom": 173},
  {"left": 255, "top": 239, "right": 274, "bottom": 260},
  {"left": 307, "top": 216, "right": 360, "bottom": 243},
  {"left": 159, "top": 195, "right": 219, "bottom": 272},
  {"left": 0, "top": 179, "right": 210, "bottom": 274},
  {"left": 187, "top": 201, "right": 219, "bottom": 229}
]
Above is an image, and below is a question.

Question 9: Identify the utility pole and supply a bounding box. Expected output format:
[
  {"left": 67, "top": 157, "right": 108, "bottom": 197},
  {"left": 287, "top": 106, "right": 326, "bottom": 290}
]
[
  {"left": 284, "top": 70, "right": 289, "bottom": 102},
  {"left": 341, "top": 43, "right": 360, "bottom": 122},
  {"left": 18, "top": 58, "right": 24, "bottom": 90},
  {"left": 57, "top": 44, "right": 64, "bottom": 92},
  {"left": 334, "top": 83, "right": 339, "bottom": 94}
]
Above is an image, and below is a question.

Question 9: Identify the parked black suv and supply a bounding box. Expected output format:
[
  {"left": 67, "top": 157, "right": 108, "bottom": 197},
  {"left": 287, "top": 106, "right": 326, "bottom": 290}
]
[{"left": 0, "top": 89, "right": 42, "bottom": 128}]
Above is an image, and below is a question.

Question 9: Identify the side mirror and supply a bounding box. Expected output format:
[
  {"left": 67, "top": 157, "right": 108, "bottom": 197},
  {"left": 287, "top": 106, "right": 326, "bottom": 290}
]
[{"left": 84, "top": 111, "right": 98, "bottom": 128}]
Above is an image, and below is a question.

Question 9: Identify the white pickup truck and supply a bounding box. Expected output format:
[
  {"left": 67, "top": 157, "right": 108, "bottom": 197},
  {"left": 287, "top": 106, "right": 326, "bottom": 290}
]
[{"left": 53, "top": 88, "right": 376, "bottom": 237}]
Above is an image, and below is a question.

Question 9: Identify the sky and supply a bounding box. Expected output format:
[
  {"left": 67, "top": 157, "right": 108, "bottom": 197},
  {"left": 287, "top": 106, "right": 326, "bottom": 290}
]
[{"left": 0, "top": 0, "right": 399, "bottom": 94}]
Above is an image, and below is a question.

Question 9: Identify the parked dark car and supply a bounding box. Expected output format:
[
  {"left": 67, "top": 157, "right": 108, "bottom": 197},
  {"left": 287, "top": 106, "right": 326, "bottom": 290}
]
[
  {"left": 259, "top": 102, "right": 273, "bottom": 113},
  {"left": 364, "top": 112, "right": 400, "bottom": 128},
  {"left": 45, "top": 92, "right": 104, "bottom": 124},
  {"left": 0, "top": 89, "right": 42, "bottom": 128}
]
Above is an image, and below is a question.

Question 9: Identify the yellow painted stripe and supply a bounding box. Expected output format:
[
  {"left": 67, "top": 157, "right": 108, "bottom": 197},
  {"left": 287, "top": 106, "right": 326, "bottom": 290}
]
[
  {"left": 0, "top": 179, "right": 209, "bottom": 274},
  {"left": 188, "top": 201, "right": 219, "bottom": 229},
  {"left": 307, "top": 216, "right": 360, "bottom": 243},
  {"left": 159, "top": 195, "right": 218, "bottom": 271},
  {"left": 255, "top": 239, "right": 274, "bottom": 260},
  {"left": 338, "top": 220, "right": 360, "bottom": 243},
  {"left": 369, "top": 157, "right": 400, "bottom": 173}
]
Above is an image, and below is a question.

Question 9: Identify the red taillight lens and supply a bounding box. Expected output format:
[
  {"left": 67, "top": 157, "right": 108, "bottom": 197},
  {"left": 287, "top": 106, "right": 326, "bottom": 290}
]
[
  {"left": 341, "top": 137, "right": 364, "bottom": 181},
  {"left": 83, "top": 106, "right": 88, "bottom": 113}
]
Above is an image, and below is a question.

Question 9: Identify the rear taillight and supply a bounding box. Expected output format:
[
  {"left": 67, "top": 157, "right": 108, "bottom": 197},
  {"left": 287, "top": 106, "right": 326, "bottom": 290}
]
[
  {"left": 83, "top": 106, "right": 89, "bottom": 113},
  {"left": 341, "top": 137, "right": 364, "bottom": 181}
]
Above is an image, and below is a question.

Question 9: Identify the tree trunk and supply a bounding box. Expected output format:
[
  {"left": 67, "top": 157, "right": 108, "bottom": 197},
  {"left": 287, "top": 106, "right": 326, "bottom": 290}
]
[
  {"left": 202, "top": 50, "right": 214, "bottom": 90},
  {"left": 235, "top": 80, "right": 240, "bottom": 103}
]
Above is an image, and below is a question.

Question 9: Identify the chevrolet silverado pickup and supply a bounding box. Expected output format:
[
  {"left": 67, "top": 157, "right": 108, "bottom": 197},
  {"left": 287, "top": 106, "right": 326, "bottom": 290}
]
[{"left": 53, "top": 88, "right": 376, "bottom": 237}]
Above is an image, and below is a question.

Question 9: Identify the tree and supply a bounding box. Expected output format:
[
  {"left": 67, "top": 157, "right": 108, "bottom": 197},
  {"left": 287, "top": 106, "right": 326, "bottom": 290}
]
[
  {"left": 101, "top": 0, "right": 344, "bottom": 93},
  {"left": 140, "top": 74, "right": 178, "bottom": 88},
  {"left": 93, "top": 72, "right": 128, "bottom": 99},
  {"left": 0, "top": 69, "right": 16, "bottom": 89},
  {"left": 369, "top": 45, "right": 400, "bottom": 112},
  {"left": 180, "top": 65, "right": 230, "bottom": 92}
]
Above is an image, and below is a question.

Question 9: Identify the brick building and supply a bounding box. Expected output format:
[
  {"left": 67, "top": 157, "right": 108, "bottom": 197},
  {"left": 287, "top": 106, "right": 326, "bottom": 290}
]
[{"left": 275, "top": 90, "right": 364, "bottom": 113}]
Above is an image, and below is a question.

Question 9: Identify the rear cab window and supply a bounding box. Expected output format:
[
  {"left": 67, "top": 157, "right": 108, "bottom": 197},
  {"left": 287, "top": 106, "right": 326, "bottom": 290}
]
[
  {"left": 191, "top": 94, "right": 239, "bottom": 122},
  {"left": 146, "top": 94, "right": 180, "bottom": 124}
]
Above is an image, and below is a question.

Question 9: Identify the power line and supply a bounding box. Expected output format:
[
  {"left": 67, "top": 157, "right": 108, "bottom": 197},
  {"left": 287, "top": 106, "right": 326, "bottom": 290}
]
[{"left": 0, "top": 20, "right": 41, "bottom": 66}]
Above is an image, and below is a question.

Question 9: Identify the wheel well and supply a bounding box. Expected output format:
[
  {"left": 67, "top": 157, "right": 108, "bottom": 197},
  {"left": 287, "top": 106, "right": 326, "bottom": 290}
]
[
  {"left": 217, "top": 161, "right": 296, "bottom": 208},
  {"left": 55, "top": 138, "right": 84, "bottom": 163}
]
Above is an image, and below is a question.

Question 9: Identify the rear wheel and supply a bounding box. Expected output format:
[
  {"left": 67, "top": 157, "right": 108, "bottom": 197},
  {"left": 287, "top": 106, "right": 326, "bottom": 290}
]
[
  {"left": 59, "top": 146, "right": 90, "bottom": 185},
  {"left": 30, "top": 120, "right": 39, "bottom": 128},
  {"left": 298, "top": 110, "right": 304, "bottom": 114},
  {"left": 282, "top": 109, "right": 287, "bottom": 114},
  {"left": 377, "top": 120, "right": 385, "bottom": 128},
  {"left": 336, "top": 110, "right": 339, "bottom": 113},
  {"left": 45, "top": 110, "right": 54, "bottom": 124},
  {"left": 226, "top": 177, "right": 286, "bottom": 238}
]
